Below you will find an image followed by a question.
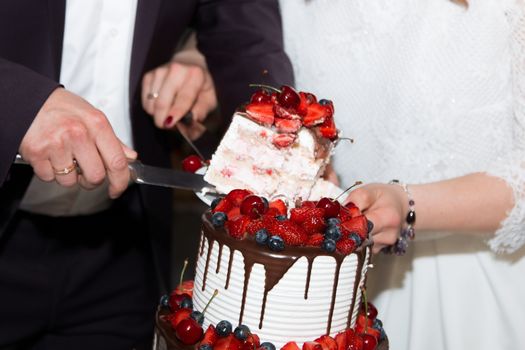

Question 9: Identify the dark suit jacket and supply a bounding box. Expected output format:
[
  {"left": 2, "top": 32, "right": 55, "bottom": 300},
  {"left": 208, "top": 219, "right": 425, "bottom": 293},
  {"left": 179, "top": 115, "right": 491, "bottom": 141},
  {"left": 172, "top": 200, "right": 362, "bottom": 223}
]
[{"left": 0, "top": 0, "right": 293, "bottom": 290}]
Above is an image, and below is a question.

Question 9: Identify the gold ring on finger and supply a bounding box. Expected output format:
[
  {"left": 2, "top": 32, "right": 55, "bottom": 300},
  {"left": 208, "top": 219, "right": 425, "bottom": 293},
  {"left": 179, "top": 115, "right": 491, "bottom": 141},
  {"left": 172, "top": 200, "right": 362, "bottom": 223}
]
[
  {"left": 53, "top": 161, "right": 78, "bottom": 176},
  {"left": 147, "top": 91, "right": 159, "bottom": 100}
]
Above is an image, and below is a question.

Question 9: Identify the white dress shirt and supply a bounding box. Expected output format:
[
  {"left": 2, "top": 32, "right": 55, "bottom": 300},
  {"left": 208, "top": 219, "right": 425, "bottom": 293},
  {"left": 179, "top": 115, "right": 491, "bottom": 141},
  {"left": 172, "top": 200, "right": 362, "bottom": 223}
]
[{"left": 20, "top": 0, "right": 138, "bottom": 216}]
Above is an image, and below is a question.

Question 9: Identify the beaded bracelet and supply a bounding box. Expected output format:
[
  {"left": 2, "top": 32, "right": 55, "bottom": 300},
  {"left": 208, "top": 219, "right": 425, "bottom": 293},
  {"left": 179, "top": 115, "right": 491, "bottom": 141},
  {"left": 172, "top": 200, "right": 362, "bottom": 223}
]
[{"left": 382, "top": 179, "right": 416, "bottom": 255}]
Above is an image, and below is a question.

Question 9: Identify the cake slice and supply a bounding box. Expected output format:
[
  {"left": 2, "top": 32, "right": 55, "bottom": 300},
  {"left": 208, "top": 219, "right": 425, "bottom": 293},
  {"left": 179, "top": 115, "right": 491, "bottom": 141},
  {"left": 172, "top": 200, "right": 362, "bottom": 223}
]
[{"left": 204, "top": 86, "right": 338, "bottom": 202}]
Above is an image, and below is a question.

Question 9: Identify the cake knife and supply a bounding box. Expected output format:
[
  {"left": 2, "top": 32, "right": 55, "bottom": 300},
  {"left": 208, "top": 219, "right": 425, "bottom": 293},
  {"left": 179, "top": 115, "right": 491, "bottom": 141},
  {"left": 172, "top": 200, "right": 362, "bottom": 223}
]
[{"left": 13, "top": 154, "right": 218, "bottom": 194}]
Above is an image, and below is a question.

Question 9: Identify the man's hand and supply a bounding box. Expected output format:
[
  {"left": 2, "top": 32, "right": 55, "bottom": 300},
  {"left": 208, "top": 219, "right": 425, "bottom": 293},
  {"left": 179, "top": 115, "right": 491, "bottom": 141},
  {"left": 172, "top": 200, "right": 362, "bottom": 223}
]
[
  {"left": 141, "top": 61, "right": 217, "bottom": 139},
  {"left": 19, "top": 88, "right": 137, "bottom": 198}
]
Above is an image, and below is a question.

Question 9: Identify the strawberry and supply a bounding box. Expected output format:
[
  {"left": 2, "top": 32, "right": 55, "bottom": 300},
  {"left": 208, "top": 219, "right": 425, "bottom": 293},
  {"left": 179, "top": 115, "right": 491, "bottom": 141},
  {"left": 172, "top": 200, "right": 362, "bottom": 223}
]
[
  {"left": 357, "top": 313, "right": 374, "bottom": 327},
  {"left": 214, "top": 334, "right": 242, "bottom": 350},
  {"left": 315, "top": 335, "right": 337, "bottom": 350},
  {"left": 336, "top": 238, "right": 357, "bottom": 255},
  {"left": 301, "top": 201, "right": 318, "bottom": 208},
  {"left": 226, "top": 189, "right": 253, "bottom": 206},
  {"left": 296, "top": 92, "right": 311, "bottom": 116},
  {"left": 347, "top": 334, "right": 364, "bottom": 350},
  {"left": 334, "top": 332, "right": 347, "bottom": 350},
  {"left": 302, "top": 341, "right": 322, "bottom": 350},
  {"left": 246, "top": 219, "right": 265, "bottom": 236},
  {"left": 213, "top": 197, "right": 234, "bottom": 214},
  {"left": 269, "top": 220, "right": 308, "bottom": 246},
  {"left": 265, "top": 207, "right": 281, "bottom": 217},
  {"left": 269, "top": 199, "right": 287, "bottom": 216},
  {"left": 319, "top": 115, "right": 338, "bottom": 140},
  {"left": 226, "top": 207, "right": 241, "bottom": 220},
  {"left": 241, "top": 333, "right": 260, "bottom": 350},
  {"left": 272, "top": 133, "right": 296, "bottom": 148},
  {"left": 274, "top": 104, "right": 301, "bottom": 120},
  {"left": 200, "top": 325, "right": 218, "bottom": 346},
  {"left": 341, "top": 215, "right": 368, "bottom": 240},
  {"left": 361, "top": 327, "right": 381, "bottom": 342},
  {"left": 275, "top": 117, "right": 302, "bottom": 133},
  {"left": 303, "top": 102, "right": 328, "bottom": 127},
  {"left": 306, "top": 233, "right": 324, "bottom": 247},
  {"left": 174, "top": 280, "right": 194, "bottom": 298},
  {"left": 167, "top": 308, "right": 192, "bottom": 329},
  {"left": 290, "top": 207, "right": 324, "bottom": 225},
  {"left": 246, "top": 102, "right": 275, "bottom": 126},
  {"left": 302, "top": 214, "right": 326, "bottom": 234},
  {"left": 345, "top": 328, "right": 358, "bottom": 346},
  {"left": 225, "top": 215, "right": 250, "bottom": 239},
  {"left": 338, "top": 207, "right": 353, "bottom": 222},
  {"left": 281, "top": 341, "right": 300, "bottom": 350}
]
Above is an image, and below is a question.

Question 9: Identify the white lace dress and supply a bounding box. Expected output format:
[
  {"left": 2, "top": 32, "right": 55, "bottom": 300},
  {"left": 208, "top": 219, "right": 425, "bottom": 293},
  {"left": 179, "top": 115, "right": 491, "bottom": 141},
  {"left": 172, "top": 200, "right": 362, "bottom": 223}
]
[{"left": 280, "top": 0, "right": 525, "bottom": 349}]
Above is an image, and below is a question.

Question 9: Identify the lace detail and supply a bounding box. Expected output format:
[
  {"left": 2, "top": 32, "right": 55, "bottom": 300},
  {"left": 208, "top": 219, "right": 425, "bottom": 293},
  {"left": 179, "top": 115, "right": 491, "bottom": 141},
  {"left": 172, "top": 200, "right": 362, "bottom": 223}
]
[
  {"left": 280, "top": 0, "right": 525, "bottom": 253},
  {"left": 487, "top": 0, "right": 525, "bottom": 253}
]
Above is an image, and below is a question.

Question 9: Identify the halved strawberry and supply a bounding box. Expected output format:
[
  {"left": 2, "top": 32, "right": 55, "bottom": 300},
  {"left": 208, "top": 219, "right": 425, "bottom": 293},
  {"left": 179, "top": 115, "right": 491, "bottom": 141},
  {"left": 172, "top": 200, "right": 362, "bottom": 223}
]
[
  {"left": 167, "top": 308, "right": 192, "bottom": 330},
  {"left": 336, "top": 238, "right": 357, "bottom": 255},
  {"left": 275, "top": 118, "right": 302, "bottom": 133},
  {"left": 290, "top": 207, "right": 324, "bottom": 224},
  {"left": 334, "top": 332, "right": 347, "bottom": 350},
  {"left": 272, "top": 133, "right": 296, "bottom": 148},
  {"left": 246, "top": 102, "right": 275, "bottom": 126},
  {"left": 315, "top": 335, "right": 337, "bottom": 350},
  {"left": 281, "top": 341, "right": 301, "bottom": 350},
  {"left": 306, "top": 233, "right": 324, "bottom": 247},
  {"left": 296, "top": 92, "right": 310, "bottom": 116},
  {"left": 303, "top": 103, "right": 328, "bottom": 127},
  {"left": 302, "top": 342, "right": 323, "bottom": 350},
  {"left": 214, "top": 334, "right": 242, "bottom": 350},
  {"left": 226, "top": 189, "right": 253, "bottom": 206},
  {"left": 225, "top": 215, "right": 250, "bottom": 239},
  {"left": 269, "top": 220, "right": 308, "bottom": 246},
  {"left": 226, "top": 207, "right": 241, "bottom": 220},
  {"left": 341, "top": 215, "right": 368, "bottom": 239},
  {"left": 319, "top": 115, "right": 338, "bottom": 140},
  {"left": 302, "top": 214, "right": 326, "bottom": 234},
  {"left": 246, "top": 219, "right": 265, "bottom": 236},
  {"left": 301, "top": 201, "right": 318, "bottom": 208},
  {"left": 346, "top": 332, "right": 363, "bottom": 350},
  {"left": 269, "top": 199, "right": 287, "bottom": 216},
  {"left": 274, "top": 104, "right": 301, "bottom": 120},
  {"left": 213, "top": 197, "right": 234, "bottom": 214},
  {"left": 174, "top": 280, "right": 194, "bottom": 298},
  {"left": 200, "top": 325, "right": 218, "bottom": 346}
]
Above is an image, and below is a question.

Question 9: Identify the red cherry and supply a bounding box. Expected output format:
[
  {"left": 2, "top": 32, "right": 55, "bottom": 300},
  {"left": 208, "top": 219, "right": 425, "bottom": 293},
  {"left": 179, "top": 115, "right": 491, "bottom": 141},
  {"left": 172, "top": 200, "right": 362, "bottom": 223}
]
[
  {"left": 360, "top": 334, "right": 378, "bottom": 350},
  {"left": 167, "top": 307, "right": 192, "bottom": 329},
  {"left": 317, "top": 197, "right": 341, "bottom": 218},
  {"left": 250, "top": 90, "right": 272, "bottom": 104},
  {"left": 360, "top": 302, "right": 378, "bottom": 320},
  {"left": 175, "top": 317, "right": 204, "bottom": 345},
  {"left": 240, "top": 195, "right": 268, "bottom": 219},
  {"left": 182, "top": 155, "right": 204, "bottom": 173},
  {"left": 278, "top": 85, "right": 301, "bottom": 110}
]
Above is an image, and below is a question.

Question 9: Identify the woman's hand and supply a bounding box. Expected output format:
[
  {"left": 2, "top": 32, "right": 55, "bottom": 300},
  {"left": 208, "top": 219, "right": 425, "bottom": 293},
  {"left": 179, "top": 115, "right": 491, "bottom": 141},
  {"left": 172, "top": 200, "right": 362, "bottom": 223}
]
[
  {"left": 345, "top": 183, "right": 408, "bottom": 253},
  {"left": 141, "top": 60, "right": 217, "bottom": 139}
]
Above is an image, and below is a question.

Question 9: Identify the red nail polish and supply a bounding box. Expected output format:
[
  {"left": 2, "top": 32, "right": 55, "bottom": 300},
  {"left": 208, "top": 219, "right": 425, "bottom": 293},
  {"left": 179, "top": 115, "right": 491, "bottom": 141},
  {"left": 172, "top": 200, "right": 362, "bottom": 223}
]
[{"left": 164, "top": 116, "right": 174, "bottom": 128}]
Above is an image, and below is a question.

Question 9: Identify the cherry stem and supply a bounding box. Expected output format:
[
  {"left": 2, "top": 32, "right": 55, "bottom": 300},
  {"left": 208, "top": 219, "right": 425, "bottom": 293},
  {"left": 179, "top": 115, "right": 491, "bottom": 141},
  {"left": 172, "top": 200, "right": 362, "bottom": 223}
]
[
  {"left": 361, "top": 286, "right": 369, "bottom": 332},
  {"left": 179, "top": 259, "right": 188, "bottom": 288},
  {"left": 335, "top": 181, "right": 363, "bottom": 201},
  {"left": 202, "top": 289, "right": 219, "bottom": 315},
  {"left": 248, "top": 84, "right": 281, "bottom": 93}
]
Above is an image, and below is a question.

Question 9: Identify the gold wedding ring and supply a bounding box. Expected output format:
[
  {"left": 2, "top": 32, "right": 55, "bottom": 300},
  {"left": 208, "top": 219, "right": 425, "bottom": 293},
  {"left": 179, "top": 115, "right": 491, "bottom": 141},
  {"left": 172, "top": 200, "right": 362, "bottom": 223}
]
[
  {"left": 53, "top": 160, "right": 78, "bottom": 176},
  {"left": 147, "top": 91, "right": 159, "bottom": 100}
]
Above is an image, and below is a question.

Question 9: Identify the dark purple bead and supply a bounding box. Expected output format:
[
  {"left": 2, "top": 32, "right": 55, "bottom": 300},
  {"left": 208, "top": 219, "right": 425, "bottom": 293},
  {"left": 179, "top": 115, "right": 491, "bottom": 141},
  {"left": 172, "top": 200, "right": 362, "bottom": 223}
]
[
  {"left": 367, "top": 219, "right": 374, "bottom": 233},
  {"left": 409, "top": 199, "right": 415, "bottom": 206},
  {"left": 408, "top": 227, "right": 415, "bottom": 240},
  {"left": 406, "top": 210, "right": 416, "bottom": 224}
]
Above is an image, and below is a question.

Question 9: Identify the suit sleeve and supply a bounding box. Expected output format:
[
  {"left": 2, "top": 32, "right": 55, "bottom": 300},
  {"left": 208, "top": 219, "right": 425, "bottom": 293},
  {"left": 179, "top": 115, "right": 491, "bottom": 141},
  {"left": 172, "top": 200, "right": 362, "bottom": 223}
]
[
  {"left": 0, "top": 57, "right": 61, "bottom": 185},
  {"left": 194, "top": 0, "right": 294, "bottom": 130}
]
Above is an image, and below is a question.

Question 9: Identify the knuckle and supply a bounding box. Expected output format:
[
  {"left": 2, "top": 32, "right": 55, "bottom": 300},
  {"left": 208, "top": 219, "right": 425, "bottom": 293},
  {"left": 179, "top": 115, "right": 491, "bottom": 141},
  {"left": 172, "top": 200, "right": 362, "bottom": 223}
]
[
  {"left": 154, "top": 99, "right": 169, "bottom": 110},
  {"left": 110, "top": 154, "right": 128, "bottom": 172},
  {"left": 88, "top": 168, "right": 106, "bottom": 185},
  {"left": 88, "top": 110, "right": 109, "bottom": 130}
]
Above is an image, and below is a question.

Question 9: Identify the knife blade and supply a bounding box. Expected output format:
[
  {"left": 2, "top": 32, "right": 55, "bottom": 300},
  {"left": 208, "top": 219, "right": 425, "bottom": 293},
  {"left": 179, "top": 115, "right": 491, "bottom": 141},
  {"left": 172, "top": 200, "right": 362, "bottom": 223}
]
[{"left": 14, "top": 154, "right": 218, "bottom": 194}]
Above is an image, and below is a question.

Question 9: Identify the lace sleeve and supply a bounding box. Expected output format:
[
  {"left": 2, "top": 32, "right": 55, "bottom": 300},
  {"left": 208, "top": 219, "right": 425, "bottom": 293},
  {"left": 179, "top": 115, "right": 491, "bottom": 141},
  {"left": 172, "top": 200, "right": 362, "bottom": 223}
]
[{"left": 486, "top": 2, "right": 525, "bottom": 253}]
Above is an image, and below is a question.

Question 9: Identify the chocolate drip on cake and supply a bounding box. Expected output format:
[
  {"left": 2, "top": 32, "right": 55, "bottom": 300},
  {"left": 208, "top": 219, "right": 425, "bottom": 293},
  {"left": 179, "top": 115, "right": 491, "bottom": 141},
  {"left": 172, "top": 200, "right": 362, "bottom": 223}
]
[
  {"left": 216, "top": 243, "right": 224, "bottom": 273},
  {"left": 200, "top": 212, "right": 367, "bottom": 333}
]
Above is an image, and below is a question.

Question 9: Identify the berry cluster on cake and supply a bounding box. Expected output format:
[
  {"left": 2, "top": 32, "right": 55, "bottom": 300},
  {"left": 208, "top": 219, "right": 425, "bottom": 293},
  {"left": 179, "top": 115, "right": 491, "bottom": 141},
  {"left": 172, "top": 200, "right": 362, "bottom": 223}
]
[{"left": 154, "top": 86, "right": 388, "bottom": 350}]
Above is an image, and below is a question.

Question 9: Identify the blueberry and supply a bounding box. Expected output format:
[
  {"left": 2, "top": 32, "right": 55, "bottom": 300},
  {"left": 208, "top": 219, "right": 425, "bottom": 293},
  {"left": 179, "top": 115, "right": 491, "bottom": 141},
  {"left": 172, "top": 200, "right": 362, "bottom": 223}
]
[
  {"left": 159, "top": 294, "right": 170, "bottom": 308},
  {"left": 216, "top": 320, "right": 232, "bottom": 337},
  {"left": 322, "top": 239, "right": 336, "bottom": 253},
  {"left": 268, "top": 235, "right": 285, "bottom": 252},
  {"left": 325, "top": 226, "right": 342, "bottom": 241},
  {"left": 367, "top": 219, "right": 374, "bottom": 233},
  {"left": 180, "top": 297, "right": 193, "bottom": 309},
  {"left": 327, "top": 217, "right": 341, "bottom": 227},
  {"left": 210, "top": 196, "right": 223, "bottom": 210},
  {"left": 275, "top": 215, "right": 287, "bottom": 221},
  {"left": 261, "top": 197, "right": 269, "bottom": 209},
  {"left": 233, "top": 324, "right": 251, "bottom": 341},
  {"left": 373, "top": 318, "right": 383, "bottom": 329},
  {"left": 348, "top": 232, "right": 362, "bottom": 246},
  {"left": 190, "top": 310, "right": 204, "bottom": 325},
  {"left": 199, "top": 345, "right": 213, "bottom": 350},
  {"left": 211, "top": 212, "right": 227, "bottom": 228},
  {"left": 319, "top": 99, "right": 332, "bottom": 106},
  {"left": 255, "top": 229, "right": 269, "bottom": 245},
  {"left": 260, "top": 342, "right": 276, "bottom": 350}
]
